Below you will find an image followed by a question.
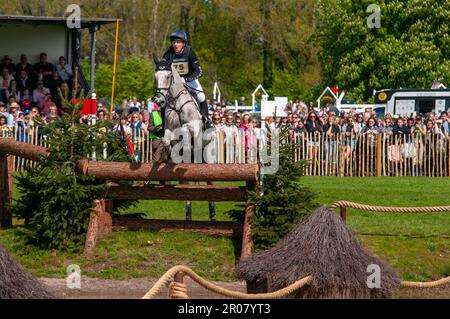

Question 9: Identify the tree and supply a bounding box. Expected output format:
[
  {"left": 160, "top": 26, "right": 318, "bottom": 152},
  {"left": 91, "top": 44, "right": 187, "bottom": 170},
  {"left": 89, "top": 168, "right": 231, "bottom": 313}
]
[
  {"left": 227, "top": 129, "right": 317, "bottom": 251},
  {"left": 315, "top": 0, "right": 450, "bottom": 102},
  {"left": 13, "top": 85, "right": 132, "bottom": 250}
]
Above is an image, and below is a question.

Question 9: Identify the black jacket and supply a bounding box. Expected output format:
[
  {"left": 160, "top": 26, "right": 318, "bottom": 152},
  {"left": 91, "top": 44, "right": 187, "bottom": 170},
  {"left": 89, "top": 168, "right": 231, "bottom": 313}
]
[{"left": 162, "top": 45, "right": 202, "bottom": 82}]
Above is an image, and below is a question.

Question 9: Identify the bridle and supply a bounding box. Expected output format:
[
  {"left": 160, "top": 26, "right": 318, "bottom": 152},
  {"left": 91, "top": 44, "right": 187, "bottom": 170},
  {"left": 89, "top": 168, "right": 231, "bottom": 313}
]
[{"left": 155, "top": 69, "right": 199, "bottom": 128}]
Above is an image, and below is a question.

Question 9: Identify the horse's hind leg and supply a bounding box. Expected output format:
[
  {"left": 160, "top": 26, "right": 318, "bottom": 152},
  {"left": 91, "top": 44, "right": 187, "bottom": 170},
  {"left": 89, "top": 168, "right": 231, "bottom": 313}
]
[
  {"left": 185, "top": 200, "right": 192, "bottom": 221},
  {"left": 209, "top": 201, "right": 216, "bottom": 221},
  {"left": 207, "top": 181, "right": 216, "bottom": 221}
]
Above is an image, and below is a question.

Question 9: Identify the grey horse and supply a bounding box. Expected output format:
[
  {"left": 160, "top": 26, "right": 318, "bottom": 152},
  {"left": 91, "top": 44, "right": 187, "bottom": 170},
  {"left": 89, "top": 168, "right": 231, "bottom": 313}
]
[{"left": 153, "top": 56, "right": 216, "bottom": 221}]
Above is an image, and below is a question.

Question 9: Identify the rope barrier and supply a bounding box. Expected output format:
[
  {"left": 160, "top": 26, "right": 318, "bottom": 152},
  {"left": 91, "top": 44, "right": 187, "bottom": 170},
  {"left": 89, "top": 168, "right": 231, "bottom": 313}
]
[
  {"left": 401, "top": 276, "right": 450, "bottom": 288},
  {"left": 141, "top": 265, "right": 313, "bottom": 299},
  {"left": 142, "top": 203, "right": 450, "bottom": 298},
  {"left": 169, "top": 282, "right": 189, "bottom": 299},
  {"left": 330, "top": 201, "right": 450, "bottom": 213},
  {"left": 142, "top": 264, "right": 450, "bottom": 299}
]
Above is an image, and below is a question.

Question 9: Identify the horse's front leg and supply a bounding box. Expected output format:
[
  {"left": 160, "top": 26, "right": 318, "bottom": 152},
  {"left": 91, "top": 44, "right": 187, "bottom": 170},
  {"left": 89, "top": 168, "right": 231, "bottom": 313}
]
[{"left": 162, "top": 129, "right": 173, "bottom": 147}]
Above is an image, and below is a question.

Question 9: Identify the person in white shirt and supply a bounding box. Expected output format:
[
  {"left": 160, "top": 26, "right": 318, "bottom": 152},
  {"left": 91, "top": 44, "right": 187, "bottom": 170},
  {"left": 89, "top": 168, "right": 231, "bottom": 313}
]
[
  {"left": 56, "top": 56, "right": 73, "bottom": 82},
  {"left": 128, "top": 96, "right": 142, "bottom": 110}
]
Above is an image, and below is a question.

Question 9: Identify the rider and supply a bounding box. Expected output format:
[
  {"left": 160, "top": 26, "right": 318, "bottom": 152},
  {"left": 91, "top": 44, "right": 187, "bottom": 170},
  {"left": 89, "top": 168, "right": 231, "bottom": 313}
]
[{"left": 163, "top": 29, "right": 212, "bottom": 129}]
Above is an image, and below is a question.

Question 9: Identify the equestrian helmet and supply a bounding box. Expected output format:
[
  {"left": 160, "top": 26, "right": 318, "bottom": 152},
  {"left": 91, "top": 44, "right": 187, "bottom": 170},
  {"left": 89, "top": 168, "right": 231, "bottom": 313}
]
[{"left": 170, "top": 29, "right": 188, "bottom": 43}]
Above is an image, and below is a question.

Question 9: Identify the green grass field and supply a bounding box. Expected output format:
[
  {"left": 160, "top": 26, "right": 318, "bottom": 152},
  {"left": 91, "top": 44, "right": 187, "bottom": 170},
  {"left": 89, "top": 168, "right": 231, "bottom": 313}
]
[{"left": 0, "top": 177, "right": 449, "bottom": 282}]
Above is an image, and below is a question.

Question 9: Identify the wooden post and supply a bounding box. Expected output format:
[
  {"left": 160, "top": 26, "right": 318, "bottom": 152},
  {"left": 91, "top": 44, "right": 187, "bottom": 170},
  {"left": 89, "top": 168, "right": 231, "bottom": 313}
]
[
  {"left": 84, "top": 199, "right": 113, "bottom": 256},
  {"left": 170, "top": 272, "right": 186, "bottom": 299},
  {"left": 0, "top": 154, "right": 13, "bottom": 228},
  {"left": 241, "top": 181, "right": 256, "bottom": 259},
  {"left": 376, "top": 134, "right": 382, "bottom": 177},
  {"left": 340, "top": 206, "right": 347, "bottom": 224}
]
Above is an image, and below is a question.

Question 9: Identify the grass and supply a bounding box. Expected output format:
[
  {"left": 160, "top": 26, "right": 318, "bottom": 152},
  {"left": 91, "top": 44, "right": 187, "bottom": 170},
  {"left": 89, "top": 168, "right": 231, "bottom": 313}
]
[
  {"left": 0, "top": 227, "right": 240, "bottom": 281},
  {"left": 302, "top": 176, "right": 450, "bottom": 281},
  {"left": 1, "top": 177, "right": 449, "bottom": 282}
]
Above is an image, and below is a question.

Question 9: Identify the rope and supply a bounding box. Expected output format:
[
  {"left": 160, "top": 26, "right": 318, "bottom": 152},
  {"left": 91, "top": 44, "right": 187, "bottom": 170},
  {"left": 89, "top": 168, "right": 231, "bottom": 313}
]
[
  {"left": 142, "top": 265, "right": 450, "bottom": 299},
  {"left": 330, "top": 201, "right": 450, "bottom": 289},
  {"left": 142, "top": 265, "right": 313, "bottom": 299},
  {"left": 330, "top": 201, "right": 450, "bottom": 213},
  {"left": 169, "top": 282, "right": 189, "bottom": 299},
  {"left": 401, "top": 276, "right": 450, "bottom": 288}
]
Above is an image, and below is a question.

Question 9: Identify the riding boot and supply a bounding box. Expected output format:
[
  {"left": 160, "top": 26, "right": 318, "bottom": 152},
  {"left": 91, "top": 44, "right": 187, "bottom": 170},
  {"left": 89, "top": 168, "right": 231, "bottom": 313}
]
[{"left": 199, "top": 101, "right": 212, "bottom": 129}]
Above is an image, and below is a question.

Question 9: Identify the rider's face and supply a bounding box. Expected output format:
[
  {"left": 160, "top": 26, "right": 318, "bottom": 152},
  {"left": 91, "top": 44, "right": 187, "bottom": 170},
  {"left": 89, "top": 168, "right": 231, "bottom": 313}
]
[{"left": 172, "top": 40, "right": 185, "bottom": 54}]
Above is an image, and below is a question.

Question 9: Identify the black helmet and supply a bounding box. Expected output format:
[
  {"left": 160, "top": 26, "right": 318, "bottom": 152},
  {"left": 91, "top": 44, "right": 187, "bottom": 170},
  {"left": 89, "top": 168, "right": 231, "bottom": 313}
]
[{"left": 170, "top": 29, "right": 188, "bottom": 43}]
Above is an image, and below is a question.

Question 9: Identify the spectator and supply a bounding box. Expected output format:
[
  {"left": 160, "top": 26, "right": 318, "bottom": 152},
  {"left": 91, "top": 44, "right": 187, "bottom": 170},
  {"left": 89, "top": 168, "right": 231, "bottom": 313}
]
[
  {"left": 28, "top": 107, "right": 40, "bottom": 128},
  {"left": 305, "top": 111, "right": 322, "bottom": 166},
  {"left": 212, "top": 113, "right": 223, "bottom": 130},
  {"left": 323, "top": 115, "right": 340, "bottom": 164},
  {"left": 97, "top": 109, "right": 107, "bottom": 122},
  {"left": 129, "top": 112, "right": 142, "bottom": 136},
  {"left": 8, "top": 79, "right": 20, "bottom": 102},
  {"left": 56, "top": 56, "right": 72, "bottom": 82},
  {"left": 223, "top": 113, "right": 238, "bottom": 138},
  {"left": 0, "top": 101, "right": 13, "bottom": 126},
  {"left": 9, "top": 102, "right": 21, "bottom": 124},
  {"left": 1, "top": 56, "right": 16, "bottom": 76},
  {"left": 379, "top": 117, "right": 393, "bottom": 135},
  {"left": 0, "top": 113, "right": 10, "bottom": 135},
  {"left": 362, "top": 117, "right": 379, "bottom": 135},
  {"left": 20, "top": 89, "right": 32, "bottom": 111},
  {"left": 128, "top": 96, "right": 141, "bottom": 110},
  {"left": 47, "top": 71, "right": 63, "bottom": 100},
  {"left": 17, "top": 70, "right": 32, "bottom": 93},
  {"left": 440, "top": 111, "right": 449, "bottom": 135},
  {"left": 393, "top": 118, "right": 410, "bottom": 136},
  {"left": 294, "top": 120, "right": 307, "bottom": 134},
  {"left": 47, "top": 103, "right": 61, "bottom": 123},
  {"left": 343, "top": 117, "right": 359, "bottom": 160},
  {"left": 54, "top": 82, "right": 71, "bottom": 108},
  {"left": 16, "top": 54, "right": 33, "bottom": 78},
  {"left": 39, "top": 94, "right": 54, "bottom": 115},
  {"left": 140, "top": 110, "right": 150, "bottom": 135},
  {"left": 413, "top": 116, "right": 426, "bottom": 138},
  {"left": 33, "top": 80, "right": 51, "bottom": 106},
  {"left": 33, "top": 53, "right": 54, "bottom": 85},
  {"left": 1, "top": 67, "right": 14, "bottom": 102}
]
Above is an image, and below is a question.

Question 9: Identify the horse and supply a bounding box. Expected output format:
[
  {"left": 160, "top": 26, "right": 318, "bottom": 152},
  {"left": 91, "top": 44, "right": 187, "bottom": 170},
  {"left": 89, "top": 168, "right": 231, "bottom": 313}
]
[
  {"left": 153, "top": 56, "right": 216, "bottom": 221},
  {"left": 153, "top": 56, "right": 202, "bottom": 149}
]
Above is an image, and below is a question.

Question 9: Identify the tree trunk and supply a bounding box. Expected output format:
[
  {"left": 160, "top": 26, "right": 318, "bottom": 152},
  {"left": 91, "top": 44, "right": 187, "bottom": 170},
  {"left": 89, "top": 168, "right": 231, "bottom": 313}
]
[
  {"left": 261, "top": 0, "right": 273, "bottom": 92},
  {"left": 38, "top": 0, "right": 46, "bottom": 16}
]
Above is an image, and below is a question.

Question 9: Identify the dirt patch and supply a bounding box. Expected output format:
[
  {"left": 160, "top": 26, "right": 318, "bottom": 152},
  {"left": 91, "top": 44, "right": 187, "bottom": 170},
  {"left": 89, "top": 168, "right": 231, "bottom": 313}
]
[
  {"left": 39, "top": 277, "right": 449, "bottom": 299},
  {"left": 39, "top": 277, "right": 246, "bottom": 299}
]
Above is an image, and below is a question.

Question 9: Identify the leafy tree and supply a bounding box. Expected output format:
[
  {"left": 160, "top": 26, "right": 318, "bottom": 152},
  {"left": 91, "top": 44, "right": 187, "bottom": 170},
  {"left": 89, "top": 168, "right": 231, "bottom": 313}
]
[
  {"left": 227, "top": 129, "right": 317, "bottom": 251},
  {"left": 315, "top": 0, "right": 450, "bottom": 101},
  {"left": 13, "top": 85, "right": 133, "bottom": 250}
]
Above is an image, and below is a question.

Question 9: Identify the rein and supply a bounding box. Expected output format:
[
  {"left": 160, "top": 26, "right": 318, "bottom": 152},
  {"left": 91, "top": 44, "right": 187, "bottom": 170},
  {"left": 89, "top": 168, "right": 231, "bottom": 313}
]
[{"left": 156, "top": 71, "right": 199, "bottom": 128}]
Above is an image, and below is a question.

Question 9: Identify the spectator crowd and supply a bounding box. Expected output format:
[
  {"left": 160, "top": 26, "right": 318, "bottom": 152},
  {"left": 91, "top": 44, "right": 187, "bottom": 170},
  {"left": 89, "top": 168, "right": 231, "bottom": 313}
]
[{"left": 0, "top": 52, "right": 82, "bottom": 134}]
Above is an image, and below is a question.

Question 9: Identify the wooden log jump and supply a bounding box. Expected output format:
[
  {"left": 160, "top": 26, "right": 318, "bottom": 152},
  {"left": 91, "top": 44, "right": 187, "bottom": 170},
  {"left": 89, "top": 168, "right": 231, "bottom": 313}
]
[
  {"left": 0, "top": 138, "right": 48, "bottom": 162},
  {"left": 80, "top": 161, "right": 259, "bottom": 182},
  {"left": 0, "top": 138, "right": 257, "bottom": 259},
  {"left": 107, "top": 184, "right": 248, "bottom": 202}
]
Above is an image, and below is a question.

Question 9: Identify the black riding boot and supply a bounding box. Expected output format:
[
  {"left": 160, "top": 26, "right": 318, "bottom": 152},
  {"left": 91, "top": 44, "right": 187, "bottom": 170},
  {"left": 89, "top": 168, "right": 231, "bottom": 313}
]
[{"left": 199, "top": 101, "right": 212, "bottom": 129}]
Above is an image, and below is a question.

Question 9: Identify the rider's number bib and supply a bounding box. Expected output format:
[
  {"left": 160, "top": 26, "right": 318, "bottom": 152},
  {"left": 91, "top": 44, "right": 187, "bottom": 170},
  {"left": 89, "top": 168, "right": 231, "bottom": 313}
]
[{"left": 173, "top": 62, "right": 189, "bottom": 76}]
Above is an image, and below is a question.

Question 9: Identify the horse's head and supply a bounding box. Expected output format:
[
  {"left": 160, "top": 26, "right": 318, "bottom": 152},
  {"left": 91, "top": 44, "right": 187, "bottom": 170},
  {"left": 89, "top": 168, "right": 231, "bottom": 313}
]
[{"left": 153, "top": 55, "right": 172, "bottom": 96}]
